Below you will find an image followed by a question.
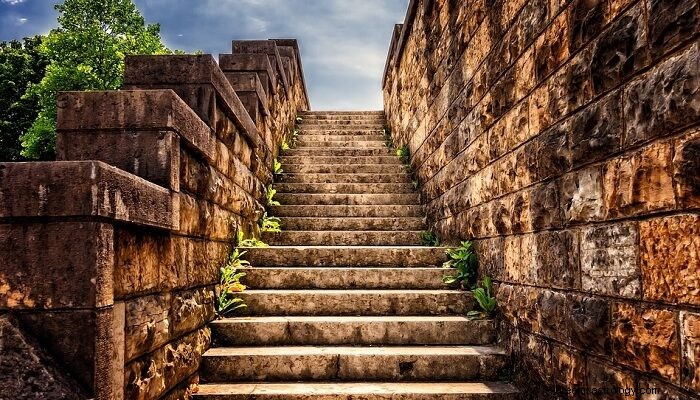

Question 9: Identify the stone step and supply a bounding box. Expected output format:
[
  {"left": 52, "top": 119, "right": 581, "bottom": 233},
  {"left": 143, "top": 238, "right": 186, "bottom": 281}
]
[
  {"left": 275, "top": 182, "right": 413, "bottom": 194},
  {"left": 296, "top": 134, "right": 385, "bottom": 141},
  {"left": 277, "top": 173, "right": 411, "bottom": 184},
  {"left": 242, "top": 246, "right": 445, "bottom": 268},
  {"left": 279, "top": 156, "right": 402, "bottom": 165},
  {"left": 210, "top": 316, "right": 496, "bottom": 346},
  {"left": 283, "top": 164, "right": 407, "bottom": 174},
  {"left": 274, "top": 193, "right": 419, "bottom": 205},
  {"left": 299, "top": 127, "right": 385, "bottom": 133},
  {"left": 262, "top": 230, "right": 422, "bottom": 246},
  {"left": 299, "top": 118, "right": 385, "bottom": 124},
  {"left": 200, "top": 345, "right": 508, "bottom": 382},
  {"left": 280, "top": 216, "right": 424, "bottom": 230},
  {"left": 194, "top": 382, "right": 520, "bottom": 399},
  {"left": 298, "top": 111, "right": 384, "bottom": 116},
  {"left": 295, "top": 140, "right": 387, "bottom": 148},
  {"left": 242, "top": 267, "right": 446, "bottom": 289},
  {"left": 272, "top": 205, "right": 422, "bottom": 217},
  {"left": 282, "top": 148, "right": 393, "bottom": 156},
  {"left": 235, "top": 289, "right": 471, "bottom": 316}
]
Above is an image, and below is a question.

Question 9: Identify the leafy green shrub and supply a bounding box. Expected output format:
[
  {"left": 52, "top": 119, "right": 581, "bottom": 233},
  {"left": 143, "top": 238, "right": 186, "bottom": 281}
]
[
  {"left": 260, "top": 212, "right": 281, "bottom": 233},
  {"left": 467, "top": 276, "right": 497, "bottom": 320},
  {"left": 273, "top": 158, "right": 283, "bottom": 175},
  {"left": 216, "top": 249, "right": 248, "bottom": 317},
  {"left": 420, "top": 230, "right": 440, "bottom": 246},
  {"left": 396, "top": 145, "right": 410, "bottom": 163},
  {"left": 266, "top": 185, "right": 280, "bottom": 206},
  {"left": 237, "top": 231, "right": 268, "bottom": 247},
  {"left": 442, "top": 241, "right": 478, "bottom": 289},
  {"left": 280, "top": 140, "right": 290, "bottom": 151}
]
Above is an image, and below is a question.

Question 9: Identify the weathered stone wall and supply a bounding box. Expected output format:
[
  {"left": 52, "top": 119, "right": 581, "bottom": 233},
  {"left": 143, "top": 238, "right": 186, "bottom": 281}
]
[
  {"left": 383, "top": 0, "right": 698, "bottom": 397},
  {"left": 0, "top": 41, "right": 308, "bottom": 400}
]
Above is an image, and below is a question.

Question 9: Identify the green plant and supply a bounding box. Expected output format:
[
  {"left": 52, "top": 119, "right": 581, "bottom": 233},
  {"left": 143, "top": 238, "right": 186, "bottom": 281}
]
[
  {"left": 273, "top": 158, "right": 283, "bottom": 175},
  {"left": 266, "top": 185, "right": 280, "bottom": 206},
  {"left": 420, "top": 231, "right": 440, "bottom": 246},
  {"left": 237, "top": 231, "right": 268, "bottom": 247},
  {"left": 216, "top": 249, "right": 248, "bottom": 317},
  {"left": 280, "top": 140, "right": 290, "bottom": 151},
  {"left": 260, "top": 212, "right": 281, "bottom": 233},
  {"left": 291, "top": 128, "right": 299, "bottom": 146},
  {"left": 442, "top": 241, "right": 478, "bottom": 289},
  {"left": 396, "top": 145, "right": 410, "bottom": 163},
  {"left": 467, "top": 276, "right": 497, "bottom": 320},
  {"left": 412, "top": 180, "right": 420, "bottom": 189},
  {"left": 295, "top": 116, "right": 303, "bottom": 123}
]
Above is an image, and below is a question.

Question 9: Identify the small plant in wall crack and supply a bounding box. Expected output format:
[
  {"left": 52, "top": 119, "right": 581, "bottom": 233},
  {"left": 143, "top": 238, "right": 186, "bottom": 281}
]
[
  {"left": 260, "top": 212, "right": 281, "bottom": 233},
  {"left": 266, "top": 184, "right": 280, "bottom": 206},
  {"left": 396, "top": 145, "right": 410, "bottom": 163},
  {"left": 237, "top": 231, "right": 268, "bottom": 247},
  {"left": 280, "top": 140, "right": 291, "bottom": 152},
  {"left": 467, "top": 276, "right": 497, "bottom": 320},
  {"left": 295, "top": 116, "right": 303, "bottom": 123},
  {"left": 442, "top": 241, "right": 478, "bottom": 290},
  {"left": 215, "top": 249, "right": 248, "bottom": 318},
  {"left": 420, "top": 230, "right": 440, "bottom": 246},
  {"left": 273, "top": 158, "right": 283, "bottom": 175}
]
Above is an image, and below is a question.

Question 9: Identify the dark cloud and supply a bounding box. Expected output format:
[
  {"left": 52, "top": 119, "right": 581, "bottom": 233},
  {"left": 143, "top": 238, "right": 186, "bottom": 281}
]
[{"left": 0, "top": 0, "right": 409, "bottom": 110}]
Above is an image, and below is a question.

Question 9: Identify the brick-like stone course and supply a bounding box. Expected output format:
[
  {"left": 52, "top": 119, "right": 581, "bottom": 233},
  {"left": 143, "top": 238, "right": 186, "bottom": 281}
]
[
  {"left": 384, "top": 0, "right": 699, "bottom": 397},
  {"left": 1, "top": 39, "right": 309, "bottom": 400}
]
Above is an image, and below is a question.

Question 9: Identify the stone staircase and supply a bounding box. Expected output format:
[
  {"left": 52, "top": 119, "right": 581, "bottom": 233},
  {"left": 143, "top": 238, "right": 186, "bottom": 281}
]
[{"left": 195, "top": 111, "right": 519, "bottom": 399}]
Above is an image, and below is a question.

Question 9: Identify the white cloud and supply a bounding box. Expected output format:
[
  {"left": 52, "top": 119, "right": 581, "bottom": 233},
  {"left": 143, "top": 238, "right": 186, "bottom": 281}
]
[
  {"left": 2, "top": 0, "right": 26, "bottom": 5},
  {"left": 15, "top": 17, "right": 27, "bottom": 25}
]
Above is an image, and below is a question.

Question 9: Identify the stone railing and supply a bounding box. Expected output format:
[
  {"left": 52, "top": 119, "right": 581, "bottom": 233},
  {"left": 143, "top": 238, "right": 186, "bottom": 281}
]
[
  {"left": 383, "top": 0, "right": 699, "bottom": 397},
  {"left": 0, "top": 39, "right": 308, "bottom": 399}
]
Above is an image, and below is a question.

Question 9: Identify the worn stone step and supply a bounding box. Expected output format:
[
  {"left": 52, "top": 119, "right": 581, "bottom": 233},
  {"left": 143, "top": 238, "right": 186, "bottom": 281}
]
[
  {"left": 274, "top": 193, "right": 419, "bottom": 205},
  {"left": 201, "top": 345, "right": 508, "bottom": 382},
  {"left": 242, "top": 246, "right": 446, "bottom": 268},
  {"left": 194, "top": 382, "right": 520, "bottom": 399},
  {"left": 272, "top": 205, "right": 422, "bottom": 217},
  {"left": 277, "top": 173, "right": 411, "bottom": 184},
  {"left": 210, "top": 316, "right": 496, "bottom": 346},
  {"left": 275, "top": 182, "right": 413, "bottom": 194},
  {"left": 300, "top": 127, "right": 385, "bottom": 133},
  {"left": 282, "top": 148, "right": 393, "bottom": 156},
  {"left": 296, "top": 134, "right": 385, "bottom": 141},
  {"left": 299, "top": 118, "right": 385, "bottom": 124},
  {"left": 283, "top": 164, "right": 407, "bottom": 174},
  {"left": 236, "top": 289, "right": 472, "bottom": 316},
  {"left": 299, "top": 111, "right": 384, "bottom": 117},
  {"left": 262, "top": 230, "right": 422, "bottom": 246},
  {"left": 279, "top": 156, "right": 402, "bottom": 165},
  {"left": 295, "top": 140, "right": 388, "bottom": 148},
  {"left": 242, "top": 267, "right": 446, "bottom": 289},
  {"left": 280, "top": 216, "right": 424, "bottom": 230}
]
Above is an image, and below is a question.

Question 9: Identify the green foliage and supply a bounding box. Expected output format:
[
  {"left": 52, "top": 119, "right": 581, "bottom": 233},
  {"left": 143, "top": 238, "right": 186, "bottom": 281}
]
[
  {"left": 266, "top": 184, "right": 280, "bottom": 206},
  {"left": 467, "top": 276, "right": 497, "bottom": 320},
  {"left": 259, "top": 212, "right": 281, "bottom": 233},
  {"left": 412, "top": 180, "right": 420, "bottom": 189},
  {"left": 20, "top": 0, "right": 170, "bottom": 159},
  {"left": 442, "top": 241, "right": 478, "bottom": 289},
  {"left": 420, "top": 230, "right": 440, "bottom": 246},
  {"left": 216, "top": 249, "right": 248, "bottom": 317},
  {"left": 280, "top": 140, "right": 290, "bottom": 151},
  {"left": 0, "top": 36, "right": 48, "bottom": 161},
  {"left": 291, "top": 128, "right": 299, "bottom": 146},
  {"left": 295, "top": 116, "right": 303, "bottom": 123},
  {"left": 236, "top": 230, "right": 268, "bottom": 247},
  {"left": 396, "top": 145, "right": 410, "bottom": 163},
  {"left": 273, "top": 158, "right": 283, "bottom": 175}
]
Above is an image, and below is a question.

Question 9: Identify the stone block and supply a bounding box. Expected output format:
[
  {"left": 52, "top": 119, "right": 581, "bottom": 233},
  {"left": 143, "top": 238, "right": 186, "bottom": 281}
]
[
  {"left": 580, "top": 222, "right": 640, "bottom": 298},
  {"left": 569, "top": 90, "right": 623, "bottom": 167},
  {"left": 114, "top": 228, "right": 170, "bottom": 297},
  {"left": 623, "top": 43, "right": 699, "bottom": 146},
  {"left": 535, "top": 230, "right": 579, "bottom": 289},
  {"left": 510, "top": 190, "right": 531, "bottom": 234},
  {"left": 219, "top": 53, "right": 276, "bottom": 96},
  {"left": 474, "top": 237, "right": 504, "bottom": 281},
  {"left": 529, "top": 181, "right": 562, "bottom": 230},
  {"left": 590, "top": 3, "right": 649, "bottom": 94},
  {"left": 560, "top": 165, "right": 604, "bottom": 224},
  {"left": 680, "top": 311, "right": 700, "bottom": 392},
  {"left": 125, "top": 293, "right": 171, "bottom": 362},
  {"left": 0, "top": 161, "right": 174, "bottom": 229},
  {"left": 673, "top": 128, "right": 700, "bottom": 208},
  {"left": 638, "top": 377, "right": 690, "bottom": 399},
  {"left": 586, "top": 358, "right": 637, "bottom": 399},
  {"left": 520, "top": 332, "right": 553, "bottom": 386},
  {"left": 640, "top": 214, "right": 699, "bottom": 306},
  {"left": 534, "top": 10, "right": 569, "bottom": 83},
  {"left": 0, "top": 222, "right": 113, "bottom": 309},
  {"left": 611, "top": 303, "right": 680, "bottom": 381},
  {"left": 603, "top": 141, "right": 675, "bottom": 218},
  {"left": 169, "top": 286, "right": 215, "bottom": 338},
  {"left": 568, "top": 0, "right": 607, "bottom": 53},
  {"left": 647, "top": 0, "right": 699, "bottom": 59},
  {"left": 568, "top": 294, "right": 610, "bottom": 355},
  {"left": 552, "top": 343, "right": 586, "bottom": 388},
  {"left": 535, "top": 120, "right": 571, "bottom": 180},
  {"left": 57, "top": 90, "right": 215, "bottom": 164},
  {"left": 537, "top": 290, "right": 569, "bottom": 343}
]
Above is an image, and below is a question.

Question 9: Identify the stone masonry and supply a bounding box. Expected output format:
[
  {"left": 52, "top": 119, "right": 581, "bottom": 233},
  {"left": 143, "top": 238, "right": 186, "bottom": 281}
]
[
  {"left": 0, "top": 39, "right": 308, "bottom": 399},
  {"left": 383, "top": 0, "right": 699, "bottom": 398}
]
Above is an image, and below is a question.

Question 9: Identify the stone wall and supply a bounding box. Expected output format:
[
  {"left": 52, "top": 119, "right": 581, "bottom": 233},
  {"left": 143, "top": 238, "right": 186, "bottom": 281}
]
[
  {"left": 383, "top": 0, "right": 698, "bottom": 398},
  {"left": 0, "top": 40, "right": 308, "bottom": 399}
]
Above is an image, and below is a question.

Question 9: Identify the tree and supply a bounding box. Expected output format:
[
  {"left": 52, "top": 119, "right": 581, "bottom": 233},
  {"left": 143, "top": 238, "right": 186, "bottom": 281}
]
[
  {"left": 0, "top": 36, "right": 48, "bottom": 161},
  {"left": 20, "top": 0, "right": 170, "bottom": 160}
]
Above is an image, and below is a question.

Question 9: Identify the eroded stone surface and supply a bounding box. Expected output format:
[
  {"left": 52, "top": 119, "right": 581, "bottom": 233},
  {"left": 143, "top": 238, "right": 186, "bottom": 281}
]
[{"left": 680, "top": 312, "right": 700, "bottom": 392}]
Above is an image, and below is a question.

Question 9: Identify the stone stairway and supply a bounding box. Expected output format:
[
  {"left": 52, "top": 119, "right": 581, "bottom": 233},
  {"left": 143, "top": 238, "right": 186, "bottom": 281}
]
[{"left": 195, "top": 111, "right": 519, "bottom": 399}]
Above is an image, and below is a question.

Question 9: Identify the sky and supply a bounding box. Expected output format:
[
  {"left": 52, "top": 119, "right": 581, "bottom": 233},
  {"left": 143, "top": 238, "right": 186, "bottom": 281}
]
[{"left": 0, "top": 0, "right": 410, "bottom": 110}]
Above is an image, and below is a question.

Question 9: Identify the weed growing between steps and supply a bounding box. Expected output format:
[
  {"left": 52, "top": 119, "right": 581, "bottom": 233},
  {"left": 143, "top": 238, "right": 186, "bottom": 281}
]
[
  {"left": 273, "top": 158, "right": 283, "bottom": 175},
  {"left": 260, "top": 212, "right": 281, "bottom": 233},
  {"left": 216, "top": 249, "right": 248, "bottom": 317},
  {"left": 420, "top": 230, "right": 440, "bottom": 246},
  {"left": 468, "top": 276, "right": 497, "bottom": 320},
  {"left": 266, "top": 185, "right": 280, "bottom": 206},
  {"left": 237, "top": 230, "right": 268, "bottom": 247}
]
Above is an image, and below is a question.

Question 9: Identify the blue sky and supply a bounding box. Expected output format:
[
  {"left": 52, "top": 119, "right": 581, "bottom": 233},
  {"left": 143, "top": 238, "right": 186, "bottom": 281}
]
[{"left": 0, "top": 0, "right": 409, "bottom": 110}]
